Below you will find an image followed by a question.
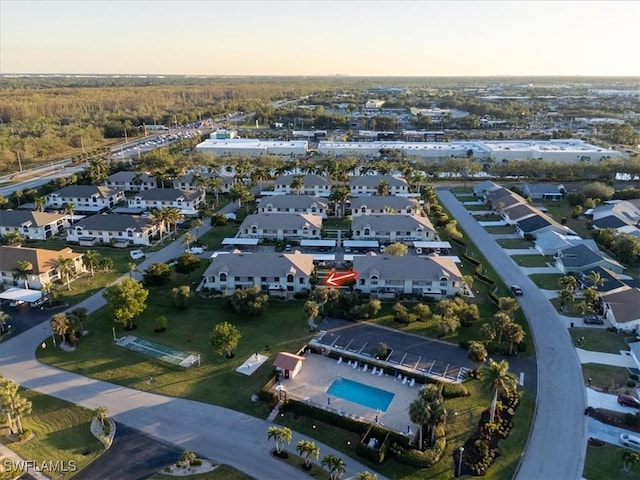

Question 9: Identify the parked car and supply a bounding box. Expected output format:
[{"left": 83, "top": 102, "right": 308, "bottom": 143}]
[
  {"left": 583, "top": 315, "right": 604, "bottom": 325},
  {"left": 130, "top": 249, "right": 146, "bottom": 260},
  {"left": 186, "top": 246, "right": 204, "bottom": 254},
  {"left": 620, "top": 433, "right": 640, "bottom": 450},
  {"left": 510, "top": 285, "right": 523, "bottom": 296},
  {"left": 618, "top": 394, "right": 640, "bottom": 409}
]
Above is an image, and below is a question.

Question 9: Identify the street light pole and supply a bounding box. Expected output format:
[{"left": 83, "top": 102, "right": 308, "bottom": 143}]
[{"left": 458, "top": 446, "right": 464, "bottom": 476}]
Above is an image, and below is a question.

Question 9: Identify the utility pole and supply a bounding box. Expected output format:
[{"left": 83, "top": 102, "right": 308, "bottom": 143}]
[
  {"left": 81, "top": 136, "right": 85, "bottom": 154},
  {"left": 16, "top": 151, "right": 23, "bottom": 172}
]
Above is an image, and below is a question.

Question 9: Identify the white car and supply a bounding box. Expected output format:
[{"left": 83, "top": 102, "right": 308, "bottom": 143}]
[
  {"left": 186, "top": 246, "right": 204, "bottom": 254},
  {"left": 130, "top": 250, "right": 146, "bottom": 260},
  {"left": 621, "top": 433, "right": 640, "bottom": 451}
]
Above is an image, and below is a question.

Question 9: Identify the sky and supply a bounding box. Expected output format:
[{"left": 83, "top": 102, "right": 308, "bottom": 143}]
[{"left": 1, "top": 0, "right": 639, "bottom": 77}]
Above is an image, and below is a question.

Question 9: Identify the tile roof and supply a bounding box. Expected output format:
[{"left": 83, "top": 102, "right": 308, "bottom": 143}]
[
  {"left": 203, "top": 251, "right": 314, "bottom": 278},
  {"left": 275, "top": 174, "right": 331, "bottom": 187},
  {"left": 0, "top": 246, "right": 82, "bottom": 274},
  {"left": 131, "top": 188, "right": 204, "bottom": 201},
  {"left": 106, "top": 171, "right": 156, "bottom": 183},
  {"left": 353, "top": 253, "right": 462, "bottom": 282},
  {"left": 50, "top": 185, "right": 123, "bottom": 198},
  {"left": 351, "top": 214, "right": 434, "bottom": 232},
  {"left": 349, "top": 175, "right": 408, "bottom": 187},
  {"left": 260, "top": 195, "right": 328, "bottom": 210},
  {"left": 601, "top": 287, "right": 640, "bottom": 323},
  {"left": 349, "top": 196, "right": 417, "bottom": 210},
  {"left": 72, "top": 214, "right": 154, "bottom": 232},
  {"left": 239, "top": 213, "right": 323, "bottom": 230},
  {"left": 0, "top": 210, "right": 67, "bottom": 227}
]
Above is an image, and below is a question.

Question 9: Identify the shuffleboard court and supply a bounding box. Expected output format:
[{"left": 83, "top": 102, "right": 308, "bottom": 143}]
[{"left": 116, "top": 336, "right": 199, "bottom": 368}]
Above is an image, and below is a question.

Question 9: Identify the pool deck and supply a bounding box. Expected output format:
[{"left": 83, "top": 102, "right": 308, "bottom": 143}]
[{"left": 275, "top": 353, "right": 423, "bottom": 434}]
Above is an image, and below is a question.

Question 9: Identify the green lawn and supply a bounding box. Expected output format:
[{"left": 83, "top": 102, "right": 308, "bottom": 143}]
[
  {"left": 195, "top": 223, "right": 241, "bottom": 251},
  {"left": 583, "top": 443, "right": 640, "bottom": 480},
  {"left": 277, "top": 380, "right": 534, "bottom": 480},
  {"left": 528, "top": 273, "right": 563, "bottom": 290},
  {"left": 0, "top": 389, "right": 103, "bottom": 480},
  {"left": 322, "top": 218, "right": 351, "bottom": 230},
  {"left": 541, "top": 199, "right": 593, "bottom": 240},
  {"left": 568, "top": 328, "right": 631, "bottom": 354},
  {"left": 510, "top": 255, "right": 551, "bottom": 267},
  {"left": 550, "top": 297, "right": 588, "bottom": 318},
  {"left": 497, "top": 239, "right": 535, "bottom": 249},
  {"left": 451, "top": 187, "right": 473, "bottom": 195},
  {"left": 484, "top": 225, "right": 517, "bottom": 234},
  {"left": 149, "top": 465, "right": 254, "bottom": 480},
  {"left": 582, "top": 364, "right": 633, "bottom": 392},
  {"left": 463, "top": 203, "right": 490, "bottom": 211}
]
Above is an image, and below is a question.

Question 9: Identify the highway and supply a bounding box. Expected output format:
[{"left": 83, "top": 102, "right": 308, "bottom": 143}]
[{"left": 438, "top": 189, "right": 586, "bottom": 480}]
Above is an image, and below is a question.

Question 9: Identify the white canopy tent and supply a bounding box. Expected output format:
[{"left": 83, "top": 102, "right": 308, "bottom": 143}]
[{"left": 0, "top": 288, "right": 43, "bottom": 303}]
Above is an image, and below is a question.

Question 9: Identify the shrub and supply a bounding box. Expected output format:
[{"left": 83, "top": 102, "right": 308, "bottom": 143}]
[
  {"left": 143, "top": 263, "right": 171, "bottom": 286},
  {"left": 443, "top": 382, "right": 470, "bottom": 398},
  {"left": 626, "top": 379, "right": 637, "bottom": 388},
  {"left": 293, "top": 290, "right": 310, "bottom": 300},
  {"left": 103, "top": 421, "right": 111, "bottom": 436},
  {"left": 18, "top": 429, "right": 32, "bottom": 442},
  {"left": 630, "top": 374, "right": 639, "bottom": 381}
]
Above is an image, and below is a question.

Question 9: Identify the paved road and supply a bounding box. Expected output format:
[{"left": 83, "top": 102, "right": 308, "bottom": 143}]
[{"left": 439, "top": 190, "right": 586, "bottom": 480}]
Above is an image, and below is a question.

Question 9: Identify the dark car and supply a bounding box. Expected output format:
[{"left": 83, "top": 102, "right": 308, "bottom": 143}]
[
  {"left": 618, "top": 394, "right": 640, "bottom": 409},
  {"left": 510, "top": 285, "right": 523, "bottom": 296},
  {"left": 583, "top": 315, "right": 604, "bottom": 325}
]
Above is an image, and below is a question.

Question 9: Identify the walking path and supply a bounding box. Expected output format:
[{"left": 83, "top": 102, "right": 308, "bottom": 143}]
[
  {"left": 0, "top": 201, "right": 386, "bottom": 480},
  {"left": 505, "top": 248, "right": 541, "bottom": 255},
  {"left": 519, "top": 266, "right": 560, "bottom": 275}
]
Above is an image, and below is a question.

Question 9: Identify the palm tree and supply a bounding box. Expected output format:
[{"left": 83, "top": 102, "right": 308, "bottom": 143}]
[
  {"left": 163, "top": 207, "right": 181, "bottom": 234},
  {"left": 34, "top": 196, "right": 46, "bottom": 212},
  {"left": 208, "top": 176, "right": 223, "bottom": 205},
  {"left": 183, "top": 232, "right": 194, "bottom": 250},
  {"left": 426, "top": 400, "right": 446, "bottom": 446},
  {"left": 329, "top": 185, "right": 350, "bottom": 218},
  {"left": 83, "top": 250, "right": 101, "bottom": 277},
  {"left": 13, "top": 260, "right": 33, "bottom": 289},
  {"left": 480, "top": 359, "right": 519, "bottom": 422},
  {"left": 93, "top": 406, "right": 109, "bottom": 430},
  {"left": 504, "top": 323, "right": 525, "bottom": 355},
  {"left": 356, "top": 473, "right": 377, "bottom": 480},
  {"left": 88, "top": 157, "right": 110, "bottom": 184},
  {"left": 191, "top": 218, "right": 204, "bottom": 237},
  {"left": 376, "top": 180, "right": 390, "bottom": 196},
  {"left": 296, "top": 439, "right": 320, "bottom": 468},
  {"left": 290, "top": 175, "right": 305, "bottom": 195},
  {"left": 491, "top": 312, "right": 513, "bottom": 344},
  {"left": 267, "top": 426, "right": 292, "bottom": 455},
  {"left": 50, "top": 313, "right": 69, "bottom": 347},
  {"left": 585, "top": 270, "right": 607, "bottom": 290},
  {"left": 151, "top": 208, "right": 168, "bottom": 239},
  {"left": 55, "top": 256, "right": 76, "bottom": 291},
  {"left": 4, "top": 230, "right": 25, "bottom": 245},
  {"left": 468, "top": 341, "right": 488, "bottom": 377},
  {"left": 620, "top": 450, "right": 640, "bottom": 473},
  {"left": 408, "top": 397, "right": 431, "bottom": 450},
  {"left": 63, "top": 202, "right": 76, "bottom": 221},
  {"left": 321, "top": 453, "right": 346, "bottom": 480}
]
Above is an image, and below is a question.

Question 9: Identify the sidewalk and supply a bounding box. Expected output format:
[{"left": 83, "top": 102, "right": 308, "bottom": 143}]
[{"left": 576, "top": 348, "right": 638, "bottom": 368}]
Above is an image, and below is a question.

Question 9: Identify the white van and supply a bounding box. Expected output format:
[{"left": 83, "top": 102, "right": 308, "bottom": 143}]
[{"left": 621, "top": 433, "right": 640, "bottom": 451}]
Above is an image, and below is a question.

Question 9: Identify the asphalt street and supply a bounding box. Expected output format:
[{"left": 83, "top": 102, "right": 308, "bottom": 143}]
[{"left": 438, "top": 189, "right": 586, "bottom": 480}]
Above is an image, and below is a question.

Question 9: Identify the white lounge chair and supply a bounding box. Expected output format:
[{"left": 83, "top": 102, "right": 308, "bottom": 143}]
[
  {"left": 409, "top": 378, "right": 415, "bottom": 387},
  {"left": 347, "top": 360, "right": 352, "bottom": 367},
  {"left": 337, "top": 357, "right": 343, "bottom": 365},
  {"left": 352, "top": 361, "right": 358, "bottom": 369},
  {"left": 378, "top": 368, "right": 383, "bottom": 376},
  {"left": 401, "top": 376, "right": 407, "bottom": 385},
  {"left": 362, "top": 364, "right": 368, "bottom": 373},
  {"left": 371, "top": 366, "right": 377, "bottom": 375}
]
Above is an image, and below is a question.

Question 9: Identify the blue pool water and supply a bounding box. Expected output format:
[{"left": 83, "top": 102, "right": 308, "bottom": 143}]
[{"left": 326, "top": 377, "right": 394, "bottom": 412}]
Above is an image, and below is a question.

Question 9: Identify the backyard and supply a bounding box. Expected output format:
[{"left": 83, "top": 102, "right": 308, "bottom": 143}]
[
  {"left": 568, "top": 328, "right": 633, "bottom": 354},
  {"left": 581, "top": 364, "right": 634, "bottom": 393}
]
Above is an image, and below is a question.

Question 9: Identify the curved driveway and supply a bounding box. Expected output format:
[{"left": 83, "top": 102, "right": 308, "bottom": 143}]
[{"left": 439, "top": 190, "right": 586, "bottom": 480}]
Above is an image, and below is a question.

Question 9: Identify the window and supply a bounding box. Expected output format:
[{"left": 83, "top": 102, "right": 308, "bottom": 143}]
[
  {"left": 361, "top": 207, "right": 366, "bottom": 213},
  {"left": 440, "top": 277, "right": 448, "bottom": 287},
  {"left": 364, "top": 228, "right": 370, "bottom": 236},
  {"left": 371, "top": 275, "right": 379, "bottom": 286},
  {"left": 219, "top": 273, "right": 227, "bottom": 282},
  {"left": 299, "top": 278, "right": 304, "bottom": 284},
  {"left": 261, "top": 276, "right": 267, "bottom": 282},
  {"left": 234, "top": 276, "right": 240, "bottom": 281},
  {"left": 287, "top": 274, "right": 294, "bottom": 283},
  {"left": 251, "top": 226, "right": 258, "bottom": 234}
]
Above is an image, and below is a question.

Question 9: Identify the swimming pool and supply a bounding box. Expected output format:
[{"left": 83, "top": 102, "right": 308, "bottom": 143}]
[{"left": 326, "top": 377, "right": 395, "bottom": 412}]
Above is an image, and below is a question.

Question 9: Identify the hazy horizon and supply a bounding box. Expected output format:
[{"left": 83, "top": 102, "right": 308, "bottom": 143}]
[{"left": 1, "top": 0, "right": 639, "bottom": 77}]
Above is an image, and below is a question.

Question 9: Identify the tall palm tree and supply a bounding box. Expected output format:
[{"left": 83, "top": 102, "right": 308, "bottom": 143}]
[
  {"left": 376, "top": 180, "right": 390, "bottom": 196},
  {"left": 164, "top": 207, "right": 181, "bottom": 234},
  {"left": 93, "top": 406, "right": 109, "bottom": 429},
  {"left": 356, "top": 473, "right": 377, "bottom": 480},
  {"left": 426, "top": 400, "right": 447, "bottom": 446},
  {"left": 267, "top": 426, "right": 292, "bottom": 455},
  {"left": 480, "top": 359, "right": 519, "bottom": 422},
  {"left": 504, "top": 323, "right": 525, "bottom": 355},
  {"left": 83, "top": 250, "right": 101, "bottom": 277},
  {"left": 321, "top": 453, "right": 346, "bottom": 480},
  {"left": 296, "top": 439, "right": 320, "bottom": 468},
  {"left": 63, "top": 202, "right": 76, "bottom": 221},
  {"left": 50, "top": 313, "right": 69, "bottom": 347},
  {"left": 55, "top": 256, "right": 76, "bottom": 291},
  {"left": 329, "top": 185, "right": 351, "bottom": 218},
  {"left": 88, "top": 157, "right": 110, "bottom": 184},
  {"left": 468, "top": 340, "right": 488, "bottom": 377},
  {"left": 208, "top": 176, "right": 224, "bottom": 205},
  {"left": 151, "top": 208, "right": 168, "bottom": 239},
  {"left": 191, "top": 218, "right": 204, "bottom": 237},
  {"left": 408, "top": 397, "right": 431, "bottom": 450},
  {"left": 290, "top": 175, "right": 305, "bottom": 195},
  {"left": 13, "top": 260, "right": 33, "bottom": 289},
  {"left": 585, "top": 270, "right": 607, "bottom": 290},
  {"left": 183, "top": 232, "right": 194, "bottom": 250},
  {"left": 34, "top": 196, "right": 46, "bottom": 212},
  {"left": 620, "top": 450, "right": 640, "bottom": 473}
]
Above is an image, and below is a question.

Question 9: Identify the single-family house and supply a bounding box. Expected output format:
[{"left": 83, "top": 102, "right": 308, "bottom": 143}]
[
  {"left": 351, "top": 214, "right": 436, "bottom": 243},
  {"left": 588, "top": 201, "right": 640, "bottom": 227},
  {"left": 0, "top": 211, "right": 71, "bottom": 240},
  {"left": 349, "top": 175, "right": 409, "bottom": 197},
  {"left": 349, "top": 196, "right": 418, "bottom": 216},
  {"left": 0, "top": 245, "right": 85, "bottom": 290},
  {"left": 555, "top": 244, "right": 625, "bottom": 274},
  {"left": 352, "top": 253, "right": 463, "bottom": 298},
  {"left": 104, "top": 171, "right": 157, "bottom": 191},
  {"left": 486, "top": 188, "right": 526, "bottom": 212},
  {"left": 201, "top": 251, "right": 314, "bottom": 297},
  {"left": 575, "top": 266, "right": 636, "bottom": 293},
  {"left": 534, "top": 230, "right": 598, "bottom": 256},
  {"left": 127, "top": 189, "right": 205, "bottom": 216},
  {"left": 258, "top": 195, "right": 328, "bottom": 218},
  {"left": 519, "top": 183, "right": 566, "bottom": 200},
  {"left": 515, "top": 213, "right": 574, "bottom": 239},
  {"left": 173, "top": 172, "right": 234, "bottom": 193},
  {"left": 601, "top": 286, "right": 640, "bottom": 331},
  {"left": 238, "top": 213, "right": 323, "bottom": 241},
  {"left": 274, "top": 174, "right": 332, "bottom": 197},
  {"left": 472, "top": 181, "right": 501, "bottom": 198},
  {"left": 45, "top": 185, "right": 125, "bottom": 213},
  {"left": 66, "top": 214, "right": 159, "bottom": 246},
  {"left": 501, "top": 203, "right": 538, "bottom": 224}
]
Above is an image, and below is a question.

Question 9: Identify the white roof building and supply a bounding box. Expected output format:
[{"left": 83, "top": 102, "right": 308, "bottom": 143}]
[{"left": 195, "top": 139, "right": 308, "bottom": 157}]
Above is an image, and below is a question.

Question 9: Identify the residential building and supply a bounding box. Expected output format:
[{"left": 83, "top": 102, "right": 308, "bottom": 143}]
[
  {"left": 274, "top": 174, "right": 332, "bottom": 197},
  {"left": 349, "top": 175, "right": 409, "bottom": 197},
  {"left": 257, "top": 195, "right": 328, "bottom": 218},
  {"left": 534, "top": 231, "right": 598, "bottom": 256},
  {"left": 0, "top": 246, "right": 85, "bottom": 290},
  {"left": 45, "top": 186, "right": 125, "bottom": 213},
  {"left": 201, "top": 251, "right": 314, "bottom": 297},
  {"left": 104, "top": 171, "right": 157, "bottom": 192},
  {"left": 555, "top": 244, "right": 625, "bottom": 274},
  {"left": 0, "top": 211, "right": 70, "bottom": 240},
  {"left": 349, "top": 196, "right": 418, "bottom": 216},
  {"left": 66, "top": 214, "right": 159, "bottom": 246},
  {"left": 472, "top": 181, "right": 501, "bottom": 198},
  {"left": 601, "top": 287, "right": 640, "bottom": 331},
  {"left": 127, "top": 189, "right": 205, "bottom": 216},
  {"left": 351, "top": 214, "right": 436, "bottom": 243},
  {"left": 173, "top": 172, "right": 234, "bottom": 193},
  {"left": 352, "top": 253, "right": 463, "bottom": 298},
  {"left": 519, "top": 183, "right": 566, "bottom": 200},
  {"left": 587, "top": 201, "right": 640, "bottom": 230},
  {"left": 238, "top": 213, "right": 323, "bottom": 241}
]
